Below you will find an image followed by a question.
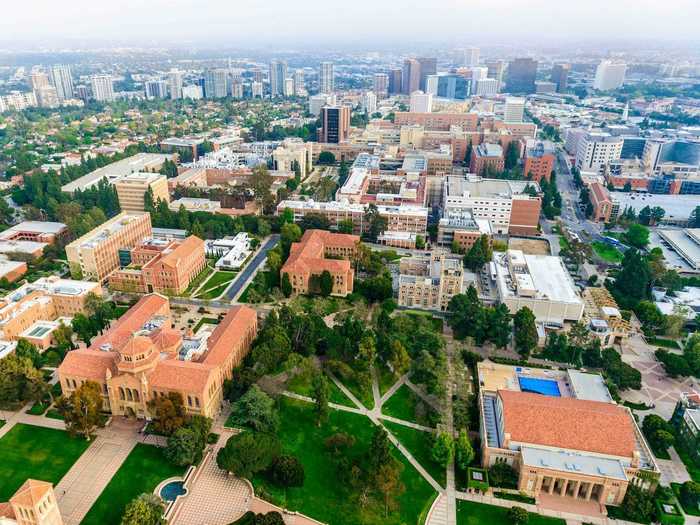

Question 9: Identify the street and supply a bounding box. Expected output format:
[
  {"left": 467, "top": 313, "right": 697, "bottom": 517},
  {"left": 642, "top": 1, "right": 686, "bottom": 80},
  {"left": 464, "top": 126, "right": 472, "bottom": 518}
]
[{"left": 223, "top": 234, "right": 280, "bottom": 301}]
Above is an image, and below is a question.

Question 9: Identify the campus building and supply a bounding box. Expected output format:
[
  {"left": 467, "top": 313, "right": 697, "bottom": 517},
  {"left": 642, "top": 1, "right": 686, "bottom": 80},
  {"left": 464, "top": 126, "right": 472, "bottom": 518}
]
[
  {"left": 0, "top": 277, "right": 101, "bottom": 350},
  {"left": 470, "top": 143, "right": 504, "bottom": 176},
  {"left": 582, "top": 287, "right": 631, "bottom": 347},
  {"left": 58, "top": 295, "right": 258, "bottom": 419},
  {"left": 0, "top": 479, "right": 63, "bottom": 525},
  {"left": 108, "top": 236, "right": 206, "bottom": 295},
  {"left": 671, "top": 391, "right": 700, "bottom": 464},
  {"left": 478, "top": 362, "right": 659, "bottom": 514},
  {"left": 437, "top": 208, "right": 492, "bottom": 251},
  {"left": 280, "top": 230, "right": 358, "bottom": 297},
  {"left": 397, "top": 253, "right": 465, "bottom": 311},
  {"left": 523, "top": 139, "right": 556, "bottom": 182},
  {"left": 0, "top": 221, "right": 68, "bottom": 259},
  {"left": 587, "top": 182, "right": 615, "bottom": 223},
  {"left": 66, "top": 212, "right": 153, "bottom": 282},
  {"left": 114, "top": 172, "right": 170, "bottom": 212}
]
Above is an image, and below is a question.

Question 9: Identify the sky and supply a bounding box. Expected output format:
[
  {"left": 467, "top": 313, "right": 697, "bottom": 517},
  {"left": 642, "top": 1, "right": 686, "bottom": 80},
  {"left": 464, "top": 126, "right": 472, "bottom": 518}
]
[{"left": 2, "top": 0, "right": 700, "bottom": 49}]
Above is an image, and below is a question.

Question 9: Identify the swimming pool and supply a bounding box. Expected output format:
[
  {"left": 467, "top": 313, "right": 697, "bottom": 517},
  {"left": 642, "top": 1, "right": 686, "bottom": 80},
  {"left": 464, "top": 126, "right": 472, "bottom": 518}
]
[
  {"left": 159, "top": 480, "right": 187, "bottom": 502},
  {"left": 517, "top": 376, "right": 561, "bottom": 397}
]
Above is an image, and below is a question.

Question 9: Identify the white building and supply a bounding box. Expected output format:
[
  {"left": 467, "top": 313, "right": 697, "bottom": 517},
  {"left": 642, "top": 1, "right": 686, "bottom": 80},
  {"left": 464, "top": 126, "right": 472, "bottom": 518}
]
[
  {"left": 205, "top": 233, "right": 252, "bottom": 270},
  {"left": 49, "top": 64, "right": 74, "bottom": 101},
  {"left": 471, "top": 66, "right": 489, "bottom": 94},
  {"left": 319, "top": 61, "right": 335, "bottom": 94},
  {"left": 251, "top": 81, "right": 263, "bottom": 98},
  {"left": 575, "top": 132, "right": 624, "bottom": 171},
  {"left": 410, "top": 91, "right": 433, "bottom": 113},
  {"left": 284, "top": 78, "right": 294, "bottom": 98},
  {"left": 593, "top": 60, "right": 627, "bottom": 91},
  {"left": 373, "top": 73, "right": 389, "bottom": 99},
  {"left": 361, "top": 91, "right": 377, "bottom": 115},
  {"left": 168, "top": 69, "right": 184, "bottom": 99},
  {"left": 309, "top": 93, "right": 333, "bottom": 117},
  {"left": 475, "top": 78, "right": 498, "bottom": 96},
  {"left": 269, "top": 60, "right": 288, "bottom": 97},
  {"left": 144, "top": 80, "right": 167, "bottom": 99},
  {"left": 464, "top": 47, "right": 480, "bottom": 66},
  {"left": 504, "top": 97, "right": 525, "bottom": 123},
  {"left": 293, "top": 69, "right": 305, "bottom": 96},
  {"left": 182, "top": 84, "right": 203, "bottom": 100},
  {"left": 425, "top": 75, "right": 440, "bottom": 96},
  {"left": 0, "top": 91, "right": 37, "bottom": 112},
  {"left": 90, "top": 75, "right": 114, "bottom": 102}
]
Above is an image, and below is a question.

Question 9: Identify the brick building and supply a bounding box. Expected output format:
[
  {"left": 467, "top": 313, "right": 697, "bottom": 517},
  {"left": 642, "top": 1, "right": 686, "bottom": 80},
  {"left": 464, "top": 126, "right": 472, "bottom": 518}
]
[
  {"left": 523, "top": 139, "right": 556, "bottom": 182},
  {"left": 470, "top": 143, "right": 504, "bottom": 176},
  {"left": 588, "top": 182, "right": 614, "bottom": 223}
]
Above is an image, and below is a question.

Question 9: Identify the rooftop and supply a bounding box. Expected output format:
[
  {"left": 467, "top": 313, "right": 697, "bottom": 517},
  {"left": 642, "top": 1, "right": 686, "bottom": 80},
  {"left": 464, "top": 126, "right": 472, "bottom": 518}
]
[
  {"left": 67, "top": 212, "right": 149, "bottom": 250},
  {"left": 521, "top": 446, "right": 627, "bottom": 481}
]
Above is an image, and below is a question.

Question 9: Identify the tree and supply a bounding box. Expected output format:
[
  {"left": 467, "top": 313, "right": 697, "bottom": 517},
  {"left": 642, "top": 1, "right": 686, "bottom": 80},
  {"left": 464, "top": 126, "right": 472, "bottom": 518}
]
[
  {"left": 463, "top": 235, "right": 492, "bottom": 271},
  {"left": 15, "top": 339, "right": 43, "bottom": 369},
  {"left": 504, "top": 141, "right": 520, "bottom": 170},
  {"left": 635, "top": 300, "right": 667, "bottom": 335},
  {"left": 0, "top": 354, "right": 47, "bottom": 406},
  {"left": 618, "top": 485, "right": 656, "bottom": 524},
  {"left": 121, "top": 493, "right": 165, "bottom": 525},
  {"left": 689, "top": 206, "right": 700, "bottom": 228},
  {"left": 312, "top": 372, "right": 330, "bottom": 426},
  {"left": 269, "top": 454, "right": 305, "bottom": 488},
  {"left": 415, "top": 235, "right": 426, "bottom": 250},
  {"left": 625, "top": 223, "right": 650, "bottom": 249},
  {"left": 280, "top": 222, "right": 302, "bottom": 253},
  {"left": 56, "top": 381, "right": 104, "bottom": 440},
  {"left": 231, "top": 385, "right": 279, "bottom": 432},
  {"left": 337, "top": 219, "right": 354, "bottom": 234},
  {"left": 487, "top": 303, "right": 512, "bottom": 349},
  {"left": 432, "top": 432, "right": 455, "bottom": 467},
  {"left": 281, "top": 273, "right": 292, "bottom": 297},
  {"left": 507, "top": 506, "right": 529, "bottom": 525},
  {"left": 366, "top": 427, "right": 392, "bottom": 475},
  {"left": 217, "top": 431, "right": 281, "bottom": 479},
  {"left": 455, "top": 428, "right": 475, "bottom": 470},
  {"left": 375, "top": 461, "right": 405, "bottom": 517},
  {"left": 610, "top": 249, "right": 651, "bottom": 309},
  {"left": 389, "top": 339, "right": 411, "bottom": 376},
  {"left": 513, "top": 307, "right": 538, "bottom": 358},
  {"left": 489, "top": 462, "right": 518, "bottom": 488},
  {"left": 679, "top": 481, "right": 700, "bottom": 511},
  {"left": 165, "top": 427, "right": 200, "bottom": 466},
  {"left": 318, "top": 151, "right": 336, "bottom": 165},
  {"left": 319, "top": 270, "right": 333, "bottom": 296},
  {"left": 148, "top": 392, "right": 188, "bottom": 436},
  {"left": 363, "top": 203, "right": 387, "bottom": 242}
]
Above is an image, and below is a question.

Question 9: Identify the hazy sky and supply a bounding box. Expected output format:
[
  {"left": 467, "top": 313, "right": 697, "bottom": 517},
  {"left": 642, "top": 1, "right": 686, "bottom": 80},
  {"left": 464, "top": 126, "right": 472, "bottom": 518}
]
[{"left": 3, "top": 0, "right": 700, "bottom": 48}]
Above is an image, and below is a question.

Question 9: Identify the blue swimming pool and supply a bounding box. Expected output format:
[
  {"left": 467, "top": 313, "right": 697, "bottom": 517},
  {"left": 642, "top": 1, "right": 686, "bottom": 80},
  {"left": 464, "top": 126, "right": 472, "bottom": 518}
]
[
  {"left": 517, "top": 376, "right": 561, "bottom": 397},
  {"left": 159, "top": 481, "right": 186, "bottom": 502}
]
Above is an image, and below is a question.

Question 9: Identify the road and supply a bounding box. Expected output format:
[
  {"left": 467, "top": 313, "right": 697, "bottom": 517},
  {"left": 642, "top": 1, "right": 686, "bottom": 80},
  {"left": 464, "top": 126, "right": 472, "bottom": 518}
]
[{"left": 223, "top": 234, "right": 280, "bottom": 301}]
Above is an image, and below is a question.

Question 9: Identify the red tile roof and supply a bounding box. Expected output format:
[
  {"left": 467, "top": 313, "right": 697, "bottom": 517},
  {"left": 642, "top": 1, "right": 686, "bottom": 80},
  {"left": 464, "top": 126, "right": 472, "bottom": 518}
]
[
  {"left": 160, "top": 235, "right": 204, "bottom": 268},
  {"left": 499, "top": 390, "right": 637, "bottom": 458},
  {"left": 59, "top": 349, "right": 117, "bottom": 381},
  {"left": 282, "top": 229, "right": 357, "bottom": 277},
  {"left": 149, "top": 359, "right": 216, "bottom": 393},
  {"left": 90, "top": 294, "right": 169, "bottom": 351},
  {"left": 9, "top": 479, "right": 53, "bottom": 507},
  {"left": 204, "top": 305, "right": 257, "bottom": 366}
]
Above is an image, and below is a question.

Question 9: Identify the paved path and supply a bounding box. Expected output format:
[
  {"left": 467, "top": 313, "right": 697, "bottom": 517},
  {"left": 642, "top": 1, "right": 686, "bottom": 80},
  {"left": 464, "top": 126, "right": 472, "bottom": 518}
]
[
  {"left": 224, "top": 234, "right": 280, "bottom": 301},
  {"left": 56, "top": 419, "right": 140, "bottom": 525},
  {"left": 405, "top": 378, "right": 442, "bottom": 412},
  {"left": 426, "top": 494, "right": 448, "bottom": 525},
  {"left": 379, "top": 373, "right": 408, "bottom": 404},
  {"left": 657, "top": 446, "right": 692, "bottom": 486}
]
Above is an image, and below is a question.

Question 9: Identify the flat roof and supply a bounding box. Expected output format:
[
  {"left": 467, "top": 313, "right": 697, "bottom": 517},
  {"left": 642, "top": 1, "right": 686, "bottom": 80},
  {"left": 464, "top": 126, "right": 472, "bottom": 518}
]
[
  {"left": 524, "top": 253, "right": 582, "bottom": 304},
  {"left": 2, "top": 221, "right": 67, "bottom": 235},
  {"left": 61, "top": 153, "right": 173, "bottom": 193},
  {"left": 67, "top": 212, "right": 148, "bottom": 250},
  {"left": 567, "top": 370, "right": 614, "bottom": 403},
  {"left": 521, "top": 446, "right": 628, "bottom": 481},
  {"left": 444, "top": 175, "right": 540, "bottom": 199},
  {"left": 612, "top": 192, "right": 699, "bottom": 220},
  {"left": 658, "top": 229, "right": 700, "bottom": 269}
]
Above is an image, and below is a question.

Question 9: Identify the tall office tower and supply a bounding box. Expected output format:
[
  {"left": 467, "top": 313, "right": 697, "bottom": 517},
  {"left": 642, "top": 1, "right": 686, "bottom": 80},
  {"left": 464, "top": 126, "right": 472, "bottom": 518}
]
[
  {"left": 373, "top": 73, "right": 389, "bottom": 99},
  {"left": 550, "top": 63, "right": 570, "bottom": 93},
  {"left": 425, "top": 74, "right": 439, "bottom": 96},
  {"left": 319, "top": 61, "right": 335, "bottom": 94},
  {"left": 251, "top": 81, "right": 263, "bottom": 98},
  {"left": 593, "top": 60, "right": 627, "bottom": 91},
  {"left": 470, "top": 66, "right": 488, "bottom": 94},
  {"left": 284, "top": 78, "right": 294, "bottom": 98},
  {"left": 402, "top": 58, "right": 421, "bottom": 94},
  {"left": 410, "top": 91, "right": 433, "bottom": 113},
  {"left": 294, "top": 69, "right": 305, "bottom": 96},
  {"left": 35, "top": 86, "right": 59, "bottom": 108},
  {"left": 320, "top": 105, "right": 350, "bottom": 143},
  {"left": 182, "top": 84, "right": 203, "bottom": 100},
  {"left": 506, "top": 58, "right": 538, "bottom": 94},
  {"left": 486, "top": 60, "right": 506, "bottom": 84},
  {"left": 90, "top": 74, "right": 115, "bottom": 102},
  {"left": 437, "top": 74, "right": 470, "bottom": 99},
  {"left": 168, "top": 69, "right": 184, "bottom": 99},
  {"left": 417, "top": 57, "right": 437, "bottom": 91},
  {"left": 464, "top": 47, "right": 480, "bottom": 66},
  {"left": 504, "top": 97, "right": 525, "bottom": 122},
  {"left": 144, "top": 80, "right": 167, "bottom": 99},
  {"left": 48, "top": 65, "right": 74, "bottom": 100},
  {"left": 75, "top": 85, "right": 90, "bottom": 102},
  {"left": 388, "top": 68, "right": 403, "bottom": 94},
  {"left": 204, "top": 69, "right": 228, "bottom": 99},
  {"left": 361, "top": 91, "right": 377, "bottom": 115},
  {"left": 252, "top": 68, "right": 264, "bottom": 83},
  {"left": 475, "top": 78, "right": 498, "bottom": 96},
  {"left": 231, "top": 81, "right": 244, "bottom": 99},
  {"left": 269, "top": 60, "right": 288, "bottom": 97},
  {"left": 29, "top": 71, "right": 50, "bottom": 91}
]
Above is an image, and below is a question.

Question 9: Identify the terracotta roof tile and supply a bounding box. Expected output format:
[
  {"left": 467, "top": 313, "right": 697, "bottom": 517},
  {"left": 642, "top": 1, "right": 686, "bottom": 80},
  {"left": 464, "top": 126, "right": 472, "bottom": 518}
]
[
  {"left": 160, "top": 235, "right": 204, "bottom": 268},
  {"left": 149, "top": 359, "right": 216, "bottom": 394},
  {"left": 59, "top": 349, "right": 117, "bottom": 381},
  {"left": 499, "top": 390, "right": 636, "bottom": 458},
  {"left": 204, "top": 306, "right": 257, "bottom": 366},
  {"left": 90, "top": 294, "right": 169, "bottom": 351},
  {"left": 9, "top": 479, "right": 52, "bottom": 507}
]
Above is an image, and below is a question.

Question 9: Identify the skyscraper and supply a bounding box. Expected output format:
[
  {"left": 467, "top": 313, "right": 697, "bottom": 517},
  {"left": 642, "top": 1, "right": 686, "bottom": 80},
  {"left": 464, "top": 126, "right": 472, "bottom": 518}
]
[
  {"left": 361, "top": 91, "right": 377, "bottom": 115},
  {"left": 550, "top": 63, "right": 570, "bottom": 93},
  {"left": 486, "top": 60, "right": 506, "bottom": 85},
  {"left": 320, "top": 105, "right": 350, "bottom": 143},
  {"left": 251, "top": 81, "right": 263, "bottom": 98},
  {"left": 294, "top": 69, "right": 305, "bottom": 96},
  {"left": 470, "top": 66, "right": 488, "bottom": 94},
  {"left": 373, "top": 73, "right": 389, "bottom": 99},
  {"left": 204, "top": 69, "right": 228, "bottom": 99},
  {"left": 29, "top": 71, "right": 49, "bottom": 91},
  {"left": 425, "top": 75, "right": 439, "bottom": 96},
  {"left": 388, "top": 68, "right": 403, "bottom": 95},
  {"left": 90, "top": 75, "right": 115, "bottom": 102},
  {"left": 284, "top": 78, "right": 294, "bottom": 98},
  {"left": 168, "top": 69, "right": 184, "bottom": 99},
  {"left": 319, "top": 61, "right": 334, "bottom": 94},
  {"left": 417, "top": 57, "right": 437, "bottom": 91},
  {"left": 48, "top": 65, "right": 74, "bottom": 101},
  {"left": 410, "top": 91, "right": 433, "bottom": 113},
  {"left": 504, "top": 97, "right": 525, "bottom": 123},
  {"left": 593, "top": 61, "right": 627, "bottom": 91},
  {"left": 269, "top": 60, "right": 288, "bottom": 97},
  {"left": 506, "top": 58, "right": 538, "bottom": 94},
  {"left": 402, "top": 58, "right": 421, "bottom": 94},
  {"left": 464, "top": 47, "right": 480, "bottom": 67},
  {"left": 144, "top": 80, "right": 168, "bottom": 99}
]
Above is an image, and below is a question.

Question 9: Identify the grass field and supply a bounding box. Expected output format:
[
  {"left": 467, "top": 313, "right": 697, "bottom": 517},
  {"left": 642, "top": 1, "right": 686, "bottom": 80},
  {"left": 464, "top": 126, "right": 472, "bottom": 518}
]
[
  {"left": 0, "top": 424, "right": 90, "bottom": 501},
  {"left": 456, "top": 500, "right": 565, "bottom": 525},
  {"left": 196, "top": 270, "right": 236, "bottom": 299},
  {"left": 251, "top": 397, "right": 436, "bottom": 525},
  {"left": 81, "top": 444, "right": 184, "bottom": 525},
  {"left": 383, "top": 420, "right": 444, "bottom": 488},
  {"left": 193, "top": 317, "right": 219, "bottom": 333},
  {"left": 382, "top": 384, "right": 437, "bottom": 425},
  {"left": 285, "top": 373, "right": 355, "bottom": 408},
  {"left": 592, "top": 241, "right": 623, "bottom": 263},
  {"left": 647, "top": 337, "right": 681, "bottom": 349},
  {"left": 183, "top": 265, "right": 214, "bottom": 296},
  {"left": 377, "top": 363, "right": 398, "bottom": 396}
]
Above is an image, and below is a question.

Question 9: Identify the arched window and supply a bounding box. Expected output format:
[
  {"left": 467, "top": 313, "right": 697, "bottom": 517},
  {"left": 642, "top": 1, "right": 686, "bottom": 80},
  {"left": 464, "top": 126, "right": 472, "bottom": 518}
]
[
  {"left": 126, "top": 389, "right": 133, "bottom": 401},
  {"left": 119, "top": 387, "right": 125, "bottom": 400},
  {"left": 134, "top": 390, "right": 140, "bottom": 402}
]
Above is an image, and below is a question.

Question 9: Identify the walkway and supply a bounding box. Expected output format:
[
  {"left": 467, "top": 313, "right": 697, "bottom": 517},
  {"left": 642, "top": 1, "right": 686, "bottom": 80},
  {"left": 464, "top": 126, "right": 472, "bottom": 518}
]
[
  {"left": 55, "top": 419, "right": 140, "bottom": 525},
  {"left": 0, "top": 402, "right": 66, "bottom": 439},
  {"left": 224, "top": 234, "right": 280, "bottom": 301}
]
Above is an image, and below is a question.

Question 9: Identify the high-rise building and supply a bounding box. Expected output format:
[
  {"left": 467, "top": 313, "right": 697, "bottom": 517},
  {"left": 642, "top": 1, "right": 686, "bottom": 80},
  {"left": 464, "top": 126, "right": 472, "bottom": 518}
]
[
  {"left": 470, "top": 66, "right": 488, "bottom": 94},
  {"left": 506, "top": 58, "right": 538, "bottom": 94},
  {"left": 575, "top": 132, "right": 624, "bottom": 171},
  {"left": 309, "top": 94, "right": 332, "bottom": 117},
  {"left": 373, "top": 73, "right": 389, "bottom": 99},
  {"left": 114, "top": 173, "right": 170, "bottom": 212},
  {"left": 504, "top": 97, "right": 525, "bottom": 122},
  {"left": 319, "top": 61, "right": 334, "bottom": 94},
  {"left": 593, "top": 60, "right": 627, "bottom": 91},
  {"left": 361, "top": 91, "right": 377, "bottom": 115},
  {"left": 168, "top": 69, "right": 184, "bottom": 99},
  {"left": 293, "top": 69, "right": 305, "bottom": 96},
  {"left": 535, "top": 81, "right": 557, "bottom": 94},
  {"left": 551, "top": 63, "right": 570, "bottom": 93},
  {"left": 475, "top": 78, "right": 498, "bottom": 96},
  {"left": 425, "top": 75, "right": 439, "bottom": 96},
  {"left": 417, "top": 57, "right": 437, "bottom": 91},
  {"left": 251, "top": 81, "right": 263, "bottom": 98},
  {"left": 402, "top": 58, "right": 421, "bottom": 94},
  {"left": 269, "top": 60, "right": 288, "bottom": 97},
  {"left": 48, "top": 65, "right": 73, "bottom": 101},
  {"left": 320, "top": 105, "right": 350, "bottom": 143},
  {"left": 75, "top": 85, "right": 90, "bottom": 102},
  {"left": 182, "top": 84, "right": 203, "bottom": 100},
  {"left": 90, "top": 75, "right": 114, "bottom": 102},
  {"left": 204, "top": 69, "right": 228, "bottom": 99},
  {"left": 144, "top": 80, "right": 167, "bottom": 99},
  {"left": 486, "top": 59, "right": 506, "bottom": 89},
  {"left": 35, "top": 86, "right": 59, "bottom": 108},
  {"left": 284, "top": 78, "right": 294, "bottom": 98},
  {"left": 464, "top": 47, "right": 480, "bottom": 67},
  {"left": 252, "top": 68, "right": 264, "bottom": 83},
  {"left": 29, "top": 71, "right": 49, "bottom": 91},
  {"left": 436, "top": 74, "right": 470, "bottom": 100},
  {"left": 410, "top": 91, "right": 433, "bottom": 113},
  {"left": 230, "top": 81, "right": 243, "bottom": 99},
  {"left": 388, "top": 68, "right": 403, "bottom": 95}
]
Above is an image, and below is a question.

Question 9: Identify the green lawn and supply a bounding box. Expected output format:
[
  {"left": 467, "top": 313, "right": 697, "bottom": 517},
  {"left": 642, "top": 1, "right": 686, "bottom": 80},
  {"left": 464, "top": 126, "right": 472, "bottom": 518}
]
[
  {"left": 382, "top": 384, "right": 437, "bottom": 426},
  {"left": 457, "top": 500, "right": 565, "bottom": 525},
  {"left": 82, "top": 444, "right": 185, "bottom": 525},
  {"left": 592, "top": 241, "right": 623, "bottom": 264},
  {"left": 339, "top": 374, "right": 374, "bottom": 409},
  {"left": 383, "top": 420, "right": 444, "bottom": 488},
  {"left": 251, "top": 397, "right": 436, "bottom": 525},
  {"left": 196, "top": 271, "right": 236, "bottom": 299},
  {"left": 285, "top": 373, "right": 355, "bottom": 408},
  {"left": 377, "top": 363, "right": 399, "bottom": 396},
  {"left": 647, "top": 337, "right": 681, "bottom": 349},
  {"left": 0, "top": 424, "right": 90, "bottom": 501},
  {"left": 672, "top": 482, "right": 700, "bottom": 516},
  {"left": 193, "top": 317, "right": 219, "bottom": 333},
  {"left": 197, "top": 282, "right": 231, "bottom": 300},
  {"left": 183, "top": 265, "right": 214, "bottom": 296}
]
